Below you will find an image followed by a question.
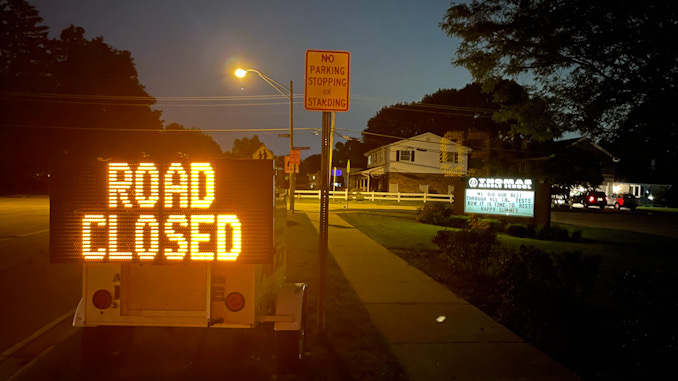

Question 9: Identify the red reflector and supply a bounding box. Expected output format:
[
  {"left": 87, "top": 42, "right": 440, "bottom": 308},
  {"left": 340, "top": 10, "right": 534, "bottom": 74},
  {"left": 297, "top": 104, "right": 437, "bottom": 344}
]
[
  {"left": 226, "top": 292, "right": 245, "bottom": 312},
  {"left": 92, "top": 289, "right": 113, "bottom": 310}
]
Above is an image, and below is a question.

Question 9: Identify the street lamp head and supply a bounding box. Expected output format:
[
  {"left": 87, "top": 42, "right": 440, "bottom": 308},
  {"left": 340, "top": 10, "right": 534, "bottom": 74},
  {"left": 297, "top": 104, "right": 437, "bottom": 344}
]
[{"left": 234, "top": 68, "right": 248, "bottom": 78}]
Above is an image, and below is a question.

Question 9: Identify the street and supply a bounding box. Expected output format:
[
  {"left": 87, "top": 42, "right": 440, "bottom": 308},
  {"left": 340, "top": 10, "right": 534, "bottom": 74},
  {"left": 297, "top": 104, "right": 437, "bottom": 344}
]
[{"left": 552, "top": 207, "right": 678, "bottom": 239}]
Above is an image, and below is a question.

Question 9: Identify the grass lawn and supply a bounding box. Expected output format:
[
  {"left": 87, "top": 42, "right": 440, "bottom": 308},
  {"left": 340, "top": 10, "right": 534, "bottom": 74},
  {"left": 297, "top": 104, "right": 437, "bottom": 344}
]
[{"left": 335, "top": 208, "right": 678, "bottom": 380}]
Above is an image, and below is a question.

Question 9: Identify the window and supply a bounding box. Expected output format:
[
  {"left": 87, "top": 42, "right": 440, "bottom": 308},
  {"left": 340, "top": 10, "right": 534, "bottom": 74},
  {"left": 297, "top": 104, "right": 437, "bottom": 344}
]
[{"left": 397, "top": 150, "right": 415, "bottom": 162}]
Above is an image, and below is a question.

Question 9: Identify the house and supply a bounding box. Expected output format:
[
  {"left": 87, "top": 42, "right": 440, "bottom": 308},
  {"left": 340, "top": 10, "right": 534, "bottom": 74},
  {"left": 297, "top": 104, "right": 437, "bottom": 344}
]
[
  {"left": 352, "top": 132, "right": 472, "bottom": 193},
  {"left": 509, "top": 137, "right": 672, "bottom": 204}
]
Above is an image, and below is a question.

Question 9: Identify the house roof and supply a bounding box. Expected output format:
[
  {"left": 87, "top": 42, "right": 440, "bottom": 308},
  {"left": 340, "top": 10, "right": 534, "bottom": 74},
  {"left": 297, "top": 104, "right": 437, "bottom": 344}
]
[
  {"left": 548, "top": 137, "right": 620, "bottom": 162},
  {"left": 363, "top": 132, "right": 471, "bottom": 156}
]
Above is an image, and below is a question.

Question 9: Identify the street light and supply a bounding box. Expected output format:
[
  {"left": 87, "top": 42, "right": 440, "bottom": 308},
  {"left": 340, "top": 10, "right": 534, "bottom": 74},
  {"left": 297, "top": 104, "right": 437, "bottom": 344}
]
[{"left": 235, "top": 68, "right": 295, "bottom": 213}]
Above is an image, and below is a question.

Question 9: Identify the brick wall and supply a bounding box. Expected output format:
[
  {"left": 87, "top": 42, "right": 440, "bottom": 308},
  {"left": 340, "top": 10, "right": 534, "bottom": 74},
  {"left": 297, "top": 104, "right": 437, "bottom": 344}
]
[{"left": 386, "top": 173, "right": 460, "bottom": 194}]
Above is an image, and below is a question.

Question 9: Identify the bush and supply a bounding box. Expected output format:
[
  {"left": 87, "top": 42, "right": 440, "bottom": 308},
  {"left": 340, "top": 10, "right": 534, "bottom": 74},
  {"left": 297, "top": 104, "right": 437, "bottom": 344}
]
[
  {"left": 506, "top": 223, "right": 530, "bottom": 238},
  {"left": 537, "top": 224, "right": 577, "bottom": 242},
  {"left": 416, "top": 203, "right": 452, "bottom": 224},
  {"left": 432, "top": 229, "right": 501, "bottom": 277},
  {"left": 608, "top": 268, "right": 678, "bottom": 378},
  {"left": 495, "top": 246, "right": 601, "bottom": 343},
  {"left": 417, "top": 203, "right": 468, "bottom": 228}
]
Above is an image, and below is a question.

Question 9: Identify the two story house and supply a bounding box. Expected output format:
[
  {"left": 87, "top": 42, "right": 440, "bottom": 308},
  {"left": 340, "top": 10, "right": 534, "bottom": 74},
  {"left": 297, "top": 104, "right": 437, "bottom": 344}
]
[{"left": 353, "top": 132, "right": 471, "bottom": 193}]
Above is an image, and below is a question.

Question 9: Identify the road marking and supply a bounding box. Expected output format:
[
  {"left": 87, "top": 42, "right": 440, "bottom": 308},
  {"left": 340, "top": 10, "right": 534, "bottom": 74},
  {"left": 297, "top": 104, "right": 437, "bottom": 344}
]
[
  {"left": 0, "top": 229, "right": 49, "bottom": 242},
  {"left": 7, "top": 345, "right": 56, "bottom": 381},
  {"left": 0, "top": 308, "right": 75, "bottom": 360}
]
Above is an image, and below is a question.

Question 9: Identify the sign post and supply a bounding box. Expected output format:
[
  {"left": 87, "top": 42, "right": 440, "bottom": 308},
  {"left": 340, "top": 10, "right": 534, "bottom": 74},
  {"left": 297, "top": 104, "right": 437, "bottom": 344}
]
[
  {"left": 346, "top": 160, "right": 351, "bottom": 209},
  {"left": 305, "top": 50, "right": 350, "bottom": 334}
]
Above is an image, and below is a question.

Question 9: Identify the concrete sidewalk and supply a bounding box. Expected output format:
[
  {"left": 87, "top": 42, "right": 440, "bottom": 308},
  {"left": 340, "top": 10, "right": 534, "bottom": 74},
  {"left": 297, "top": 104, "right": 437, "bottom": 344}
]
[{"left": 295, "top": 204, "right": 581, "bottom": 381}]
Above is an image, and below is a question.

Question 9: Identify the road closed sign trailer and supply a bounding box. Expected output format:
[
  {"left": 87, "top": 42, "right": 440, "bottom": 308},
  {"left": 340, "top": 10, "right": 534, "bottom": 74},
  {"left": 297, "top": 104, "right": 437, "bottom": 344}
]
[{"left": 50, "top": 156, "right": 306, "bottom": 373}]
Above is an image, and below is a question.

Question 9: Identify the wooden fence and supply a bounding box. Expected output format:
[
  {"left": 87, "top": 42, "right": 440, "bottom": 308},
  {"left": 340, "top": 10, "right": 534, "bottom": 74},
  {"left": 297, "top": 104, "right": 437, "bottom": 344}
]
[{"left": 294, "top": 189, "right": 454, "bottom": 203}]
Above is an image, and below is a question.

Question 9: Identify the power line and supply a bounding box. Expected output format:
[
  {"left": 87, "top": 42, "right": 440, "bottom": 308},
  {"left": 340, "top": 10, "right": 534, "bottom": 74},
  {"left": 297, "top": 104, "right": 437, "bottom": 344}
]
[{"left": 0, "top": 123, "right": 319, "bottom": 133}]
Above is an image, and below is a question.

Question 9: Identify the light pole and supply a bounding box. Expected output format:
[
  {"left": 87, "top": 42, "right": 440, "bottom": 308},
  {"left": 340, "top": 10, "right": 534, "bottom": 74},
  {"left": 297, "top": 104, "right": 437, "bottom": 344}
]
[{"left": 235, "top": 68, "right": 295, "bottom": 213}]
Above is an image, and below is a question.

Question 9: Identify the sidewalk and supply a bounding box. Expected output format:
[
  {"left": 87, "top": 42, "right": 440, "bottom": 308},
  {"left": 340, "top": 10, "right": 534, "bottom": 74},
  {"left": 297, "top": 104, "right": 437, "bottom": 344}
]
[{"left": 295, "top": 203, "right": 581, "bottom": 381}]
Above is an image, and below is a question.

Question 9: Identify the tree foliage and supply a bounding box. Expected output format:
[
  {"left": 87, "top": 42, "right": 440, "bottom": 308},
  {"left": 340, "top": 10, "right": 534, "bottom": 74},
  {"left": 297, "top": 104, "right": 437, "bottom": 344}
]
[
  {"left": 227, "top": 135, "right": 264, "bottom": 158},
  {"left": 0, "top": 1, "right": 221, "bottom": 193},
  {"left": 363, "top": 84, "right": 501, "bottom": 151},
  {"left": 441, "top": 0, "right": 678, "bottom": 179}
]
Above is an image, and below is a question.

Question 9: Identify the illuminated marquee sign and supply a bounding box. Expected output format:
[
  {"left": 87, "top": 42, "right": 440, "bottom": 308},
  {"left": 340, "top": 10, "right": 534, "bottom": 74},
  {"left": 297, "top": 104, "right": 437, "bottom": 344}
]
[
  {"left": 50, "top": 159, "right": 274, "bottom": 263},
  {"left": 464, "top": 177, "right": 535, "bottom": 217}
]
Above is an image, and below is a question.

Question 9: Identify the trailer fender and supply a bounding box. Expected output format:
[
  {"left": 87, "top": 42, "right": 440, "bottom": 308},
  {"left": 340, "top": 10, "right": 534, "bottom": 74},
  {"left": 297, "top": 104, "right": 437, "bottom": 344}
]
[
  {"left": 73, "top": 297, "right": 86, "bottom": 327},
  {"left": 273, "top": 283, "right": 306, "bottom": 331}
]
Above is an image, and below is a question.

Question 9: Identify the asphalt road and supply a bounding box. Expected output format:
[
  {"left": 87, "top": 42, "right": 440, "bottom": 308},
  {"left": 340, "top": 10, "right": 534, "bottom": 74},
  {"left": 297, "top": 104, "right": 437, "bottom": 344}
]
[{"left": 551, "top": 206, "right": 678, "bottom": 239}]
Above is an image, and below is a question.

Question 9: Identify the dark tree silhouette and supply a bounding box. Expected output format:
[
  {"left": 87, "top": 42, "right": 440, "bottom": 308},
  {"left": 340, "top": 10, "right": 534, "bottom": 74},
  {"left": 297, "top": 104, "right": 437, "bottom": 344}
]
[
  {"left": 441, "top": 0, "right": 678, "bottom": 180},
  {"left": 227, "top": 135, "right": 265, "bottom": 158},
  {"left": 1, "top": 2, "right": 222, "bottom": 193}
]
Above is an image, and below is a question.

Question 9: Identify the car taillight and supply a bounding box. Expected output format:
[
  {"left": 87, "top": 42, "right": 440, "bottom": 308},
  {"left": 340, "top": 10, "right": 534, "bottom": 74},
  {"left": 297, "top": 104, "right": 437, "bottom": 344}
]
[
  {"left": 619, "top": 198, "right": 623, "bottom": 205},
  {"left": 226, "top": 292, "right": 245, "bottom": 312},
  {"left": 92, "top": 289, "right": 113, "bottom": 309},
  {"left": 588, "top": 195, "right": 595, "bottom": 203}
]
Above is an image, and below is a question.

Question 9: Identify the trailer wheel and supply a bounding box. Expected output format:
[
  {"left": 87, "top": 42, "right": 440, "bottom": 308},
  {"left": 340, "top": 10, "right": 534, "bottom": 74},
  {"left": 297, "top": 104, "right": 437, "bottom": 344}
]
[{"left": 274, "top": 293, "right": 307, "bottom": 375}]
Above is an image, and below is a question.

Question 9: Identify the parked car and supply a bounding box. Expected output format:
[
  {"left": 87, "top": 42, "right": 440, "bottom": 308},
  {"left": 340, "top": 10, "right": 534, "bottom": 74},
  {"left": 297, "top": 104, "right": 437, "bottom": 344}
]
[
  {"left": 569, "top": 191, "right": 608, "bottom": 209},
  {"left": 607, "top": 193, "right": 638, "bottom": 210}
]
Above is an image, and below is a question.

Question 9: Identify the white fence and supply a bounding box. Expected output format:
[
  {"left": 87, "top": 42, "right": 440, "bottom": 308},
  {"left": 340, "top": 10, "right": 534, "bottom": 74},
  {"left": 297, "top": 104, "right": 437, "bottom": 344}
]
[{"left": 294, "top": 189, "right": 453, "bottom": 203}]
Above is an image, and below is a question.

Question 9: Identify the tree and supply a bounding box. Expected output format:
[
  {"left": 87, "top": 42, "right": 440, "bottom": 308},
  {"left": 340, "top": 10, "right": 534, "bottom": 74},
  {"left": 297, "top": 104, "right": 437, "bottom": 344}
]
[
  {"left": 0, "top": 0, "right": 50, "bottom": 90},
  {"left": 227, "top": 135, "right": 264, "bottom": 158},
  {"left": 363, "top": 84, "right": 501, "bottom": 151},
  {"left": 333, "top": 139, "right": 367, "bottom": 169},
  {"left": 441, "top": 0, "right": 678, "bottom": 179},
  {"left": 159, "top": 122, "right": 222, "bottom": 158}
]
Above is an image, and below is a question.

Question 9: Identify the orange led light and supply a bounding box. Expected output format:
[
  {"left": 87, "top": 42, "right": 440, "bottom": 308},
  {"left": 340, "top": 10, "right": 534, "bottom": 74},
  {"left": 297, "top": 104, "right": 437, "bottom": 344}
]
[
  {"left": 135, "top": 163, "right": 160, "bottom": 208},
  {"left": 108, "top": 163, "right": 133, "bottom": 208},
  {"left": 80, "top": 161, "right": 253, "bottom": 262},
  {"left": 82, "top": 214, "right": 106, "bottom": 260},
  {"left": 217, "top": 215, "right": 242, "bottom": 261},
  {"left": 191, "top": 215, "right": 215, "bottom": 260},
  {"left": 190, "top": 163, "right": 215, "bottom": 208},
  {"left": 165, "top": 163, "right": 189, "bottom": 208},
  {"left": 165, "top": 215, "right": 189, "bottom": 260},
  {"left": 135, "top": 215, "right": 159, "bottom": 260},
  {"left": 108, "top": 215, "right": 132, "bottom": 260}
]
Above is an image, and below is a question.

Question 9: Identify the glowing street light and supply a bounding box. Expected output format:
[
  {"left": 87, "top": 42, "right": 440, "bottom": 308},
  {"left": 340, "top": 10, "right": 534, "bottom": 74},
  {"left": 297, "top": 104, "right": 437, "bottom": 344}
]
[{"left": 235, "top": 68, "right": 296, "bottom": 213}]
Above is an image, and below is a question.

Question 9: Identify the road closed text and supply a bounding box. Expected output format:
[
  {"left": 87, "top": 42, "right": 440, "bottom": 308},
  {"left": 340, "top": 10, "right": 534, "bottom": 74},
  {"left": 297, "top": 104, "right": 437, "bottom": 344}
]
[{"left": 82, "top": 162, "right": 242, "bottom": 261}]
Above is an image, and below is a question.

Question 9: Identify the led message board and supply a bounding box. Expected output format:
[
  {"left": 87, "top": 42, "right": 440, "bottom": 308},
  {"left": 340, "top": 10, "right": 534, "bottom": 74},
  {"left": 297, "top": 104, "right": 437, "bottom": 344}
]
[
  {"left": 464, "top": 177, "right": 535, "bottom": 217},
  {"left": 50, "top": 159, "right": 274, "bottom": 263}
]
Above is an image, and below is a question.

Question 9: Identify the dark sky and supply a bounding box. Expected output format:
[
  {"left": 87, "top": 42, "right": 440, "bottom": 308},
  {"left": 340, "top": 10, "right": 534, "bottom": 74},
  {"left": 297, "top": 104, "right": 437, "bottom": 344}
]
[{"left": 29, "top": 0, "right": 471, "bottom": 157}]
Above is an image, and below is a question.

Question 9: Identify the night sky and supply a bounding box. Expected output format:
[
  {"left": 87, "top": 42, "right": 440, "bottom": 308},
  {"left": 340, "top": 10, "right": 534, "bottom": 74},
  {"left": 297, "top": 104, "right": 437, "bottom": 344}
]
[{"left": 29, "top": 0, "right": 471, "bottom": 158}]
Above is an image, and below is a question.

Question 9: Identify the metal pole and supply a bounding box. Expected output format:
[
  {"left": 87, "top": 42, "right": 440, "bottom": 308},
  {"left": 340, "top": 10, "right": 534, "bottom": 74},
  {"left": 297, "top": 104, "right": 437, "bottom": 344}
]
[
  {"left": 289, "top": 81, "right": 295, "bottom": 214},
  {"left": 318, "top": 111, "right": 331, "bottom": 333}
]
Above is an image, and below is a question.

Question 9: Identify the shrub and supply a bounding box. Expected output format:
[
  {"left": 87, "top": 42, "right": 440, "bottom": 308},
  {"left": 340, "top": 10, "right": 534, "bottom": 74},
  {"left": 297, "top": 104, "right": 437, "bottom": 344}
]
[
  {"left": 506, "top": 223, "right": 530, "bottom": 238},
  {"left": 479, "top": 218, "right": 502, "bottom": 232},
  {"left": 570, "top": 229, "right": 582, "bottom": 242},
  {"left": 417, "top": 203, "right": 468, "bottom": 228},
  {"left": 537, "top": 224, "right": 575, "bottom": 242},
  {"left": 432, "top": 229, "right": 500, "bottom": 277},
  {"left": 446, "top": 215, "right": 469, "bottom": 229},
  {"left": 495, "top": 246, "right": 601, "bottom": 343},
  {"left": 416, "top": 203, "right": 452, "bottom": 225}
]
